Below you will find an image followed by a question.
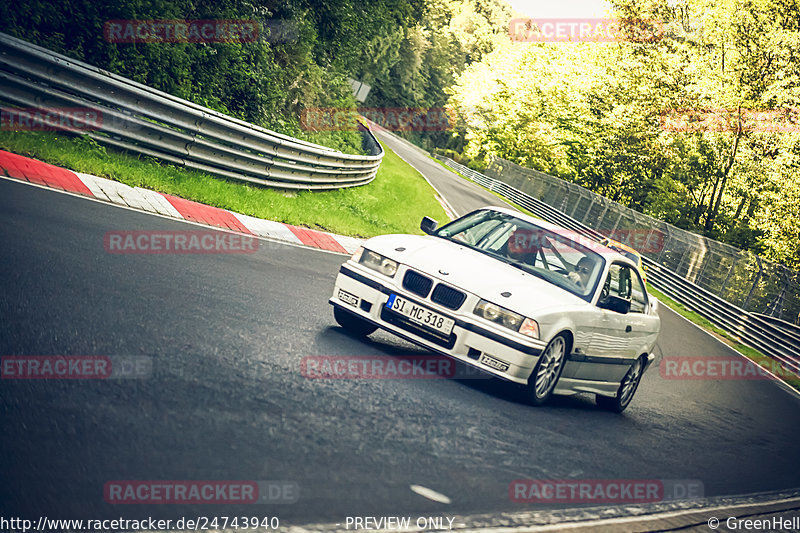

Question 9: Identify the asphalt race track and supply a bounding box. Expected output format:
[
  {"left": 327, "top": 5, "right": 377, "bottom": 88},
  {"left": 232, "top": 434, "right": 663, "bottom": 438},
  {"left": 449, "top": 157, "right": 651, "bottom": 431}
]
[
  {"left": 2, "top": 138, "right": 800, "bottom": 526},
  {"left": 372, "top": 128, "right": 511, "bottom": 217}
]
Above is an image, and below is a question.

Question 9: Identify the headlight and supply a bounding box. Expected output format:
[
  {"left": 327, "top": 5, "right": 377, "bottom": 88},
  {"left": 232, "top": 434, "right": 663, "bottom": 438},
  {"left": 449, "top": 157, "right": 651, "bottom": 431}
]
[
  {"left": 358, "top": 249, "right": 399, "bottom": 277},
  {"left": 473, "top": 299, "right": 539, "bottom": 339}
]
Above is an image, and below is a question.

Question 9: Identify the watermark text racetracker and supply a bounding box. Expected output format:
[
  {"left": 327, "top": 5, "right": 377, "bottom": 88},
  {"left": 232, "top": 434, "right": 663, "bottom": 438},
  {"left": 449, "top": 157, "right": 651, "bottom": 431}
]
[
  {"left": 0, "top": 516, "right": 280, "bottom": 532},
  {"left": 506, "top": 227, "right": 664, "bottom": 255},
  {"left": 660, "top": 356, "right": 799, "bottom": 382},
  {"left": 104, "top": 19, "right": 259, "bottom": 43},
  {"left": 104, "top": 230, "right": 259, "bottom": 254},
  {"left": 1, "top": 356, "right": 151, "bottom": 379},
  {"left": 1, "top": 107, "right": 103, "bottom": 132},
  {"left": 510, "top": 479, "right": 703, "bottom": 503},
  {"left": 509, "top": 18, "right": 664, "bottom": 43},
  {"left": 104, "top": 480, "right": 298, "bottom": 504},
  {"left": 661, "top": 107, "right": 800, "bottom": 133},
  {"left": 302, "top": 355, "right": 490, "bottom": 380},
  {"left": 301, "top": 107, "right": 454, "bottom": 132}
]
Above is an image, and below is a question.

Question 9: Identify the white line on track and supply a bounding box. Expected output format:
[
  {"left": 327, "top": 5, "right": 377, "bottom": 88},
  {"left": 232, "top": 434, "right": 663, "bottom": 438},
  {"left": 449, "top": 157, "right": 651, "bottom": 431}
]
[{"left": 410, "top": 484, "right": 452, "bottom": 504}]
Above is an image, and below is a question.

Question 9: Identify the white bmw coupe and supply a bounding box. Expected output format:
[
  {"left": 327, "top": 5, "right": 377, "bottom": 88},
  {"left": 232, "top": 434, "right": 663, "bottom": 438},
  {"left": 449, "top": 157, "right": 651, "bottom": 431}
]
[{"left": 329, "top": 207, "right": 661, "bottom": 412}]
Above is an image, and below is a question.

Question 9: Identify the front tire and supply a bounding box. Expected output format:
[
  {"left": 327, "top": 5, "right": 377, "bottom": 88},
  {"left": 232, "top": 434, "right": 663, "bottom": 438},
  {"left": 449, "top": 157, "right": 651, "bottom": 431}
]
[
  {"left": 333, "top": 306, "right": 377, "bottom": 337},
  {"left": 522, "top": 333, "right": 569, "bottom": 406},
  {"left": 596, "top": 356, "right": 644, "bottom": 413}
]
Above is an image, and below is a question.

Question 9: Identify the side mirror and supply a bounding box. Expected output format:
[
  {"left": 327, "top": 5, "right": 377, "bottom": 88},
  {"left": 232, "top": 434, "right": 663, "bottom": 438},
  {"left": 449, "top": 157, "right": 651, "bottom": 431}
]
[
  {"left": 598, "top": 295, "right": 631, "bottom": 314},
  {"left": 420, "top": 216, "right": 438, "bottom": 235}
]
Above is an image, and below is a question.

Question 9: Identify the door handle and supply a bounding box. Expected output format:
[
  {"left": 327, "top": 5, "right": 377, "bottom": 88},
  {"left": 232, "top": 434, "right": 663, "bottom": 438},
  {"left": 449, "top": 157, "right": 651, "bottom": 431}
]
[{"left": 625, "top": 325, "right": 632, "bottom": 333}]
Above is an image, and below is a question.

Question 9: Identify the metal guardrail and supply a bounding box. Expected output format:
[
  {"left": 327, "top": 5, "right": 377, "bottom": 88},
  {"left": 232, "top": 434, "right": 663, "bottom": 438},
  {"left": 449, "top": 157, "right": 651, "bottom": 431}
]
[
  {"left": 485, "top": 157, "right": 800, "bottom": 323},
  {"left": 435, "top": 155, "right": 800, "bottom": 378},
  {"left": 0, "top": 32, "right": 383, "bottom": 190},
  {"left": 754, "top": 314, "right": 800, "bottom": 339}
]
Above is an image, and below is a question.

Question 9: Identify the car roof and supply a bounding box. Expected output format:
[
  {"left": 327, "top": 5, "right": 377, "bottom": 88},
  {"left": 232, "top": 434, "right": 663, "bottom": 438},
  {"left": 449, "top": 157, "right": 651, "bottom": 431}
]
[
  {"left": 478, "top": 206, "right": 636, "bottom": 266},
  {"left": 601, "top": 237, "right": 642, "bottom": 258}
]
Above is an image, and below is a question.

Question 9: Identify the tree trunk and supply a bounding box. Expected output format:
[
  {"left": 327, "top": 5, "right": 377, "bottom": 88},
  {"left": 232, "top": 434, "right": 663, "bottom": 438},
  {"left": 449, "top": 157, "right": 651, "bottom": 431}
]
[
  {"left": 703, "top": 172, "right": 722, "bottom": 228},
  {"left": 704, "top": 109, "right": 743, "bottom": 232},
  {"left": 733, "top": 195, "right": 748, "bottom": 221}
]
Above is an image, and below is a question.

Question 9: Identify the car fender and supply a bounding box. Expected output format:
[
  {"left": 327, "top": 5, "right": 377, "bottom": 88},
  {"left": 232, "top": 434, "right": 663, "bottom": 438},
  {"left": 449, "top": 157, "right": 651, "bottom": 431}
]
[{"left": 539, "top": 316, "right": 577, "bottom": 352}]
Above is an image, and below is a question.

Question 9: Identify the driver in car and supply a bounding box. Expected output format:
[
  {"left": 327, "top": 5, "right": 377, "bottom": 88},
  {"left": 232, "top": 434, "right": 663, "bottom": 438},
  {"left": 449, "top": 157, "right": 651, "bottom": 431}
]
[
  {"left": 507, "top": 228, "right": 540, "bottom": 265},
  {"left": 568, "top": 256, "right": 594, "bottom": 288}
]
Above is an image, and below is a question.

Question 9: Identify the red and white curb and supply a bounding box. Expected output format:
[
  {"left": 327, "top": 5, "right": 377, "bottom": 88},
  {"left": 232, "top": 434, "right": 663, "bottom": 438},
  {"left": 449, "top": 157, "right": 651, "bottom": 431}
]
[{"left": 0, "top": 149, "right": 363, "bottom": 255}]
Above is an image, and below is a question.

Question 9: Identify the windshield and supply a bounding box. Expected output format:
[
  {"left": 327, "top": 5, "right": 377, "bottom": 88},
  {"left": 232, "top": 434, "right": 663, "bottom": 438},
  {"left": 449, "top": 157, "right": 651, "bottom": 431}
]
[{"left": 436, "top": 210, "right": 604, "bottom": 299}]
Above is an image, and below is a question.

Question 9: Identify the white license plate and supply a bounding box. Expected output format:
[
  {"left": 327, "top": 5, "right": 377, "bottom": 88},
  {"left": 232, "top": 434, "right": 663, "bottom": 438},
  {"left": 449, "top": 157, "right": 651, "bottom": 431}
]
[{"left": 385, "top": 294, "right": 454, "bottom": 336}]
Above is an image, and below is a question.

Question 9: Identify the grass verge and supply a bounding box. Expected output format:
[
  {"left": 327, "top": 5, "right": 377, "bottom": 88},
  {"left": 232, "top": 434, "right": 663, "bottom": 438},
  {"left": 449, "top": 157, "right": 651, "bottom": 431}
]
[
  {"left": 648, "top": 285, "right": 799, "bottom": 390},
  {"left": 0, "top": 131, "right": 446, "bottom": 238}
]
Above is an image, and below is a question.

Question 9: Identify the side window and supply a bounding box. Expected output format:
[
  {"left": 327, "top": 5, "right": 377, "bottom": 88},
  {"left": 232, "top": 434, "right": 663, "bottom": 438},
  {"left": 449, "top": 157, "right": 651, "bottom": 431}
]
[
  {"left": 629, "top": 269, "right": 648, "bottom": 313},
  {"left": 603, "top": 263, "right": 647, "bottom": 313},
  {"left": 604, "top": 264, "right": 625, "bottom": 299}
]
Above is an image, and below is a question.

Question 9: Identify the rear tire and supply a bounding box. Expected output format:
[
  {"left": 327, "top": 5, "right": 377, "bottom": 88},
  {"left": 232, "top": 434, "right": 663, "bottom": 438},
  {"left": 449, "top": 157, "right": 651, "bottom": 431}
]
[
  {"left": 522, "top": 333, "right": 569, "bottom": 406},
  {"left": 596, "top": 356, "right": 644, "bottom": 413},
  {"left": 334, "top": 306, "right": 377, "bottom": 337}
]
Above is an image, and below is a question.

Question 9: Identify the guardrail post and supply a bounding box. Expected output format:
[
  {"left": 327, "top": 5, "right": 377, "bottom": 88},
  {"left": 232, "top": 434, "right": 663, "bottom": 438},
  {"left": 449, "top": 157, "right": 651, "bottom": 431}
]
[
  {"left": 559, "top": 185, "right": 569, "bottom": 213},
  {"left": 609, "top": 210, "right": 624, "bottom": 239},
  {"left": 718, "top": 257, "right": 737, "bottom": 296},
  {"left": 595, "top": 201, "right": 610, "bottom": 235},
  {"left": 656, "top": 230, "right": 671, "bottom": 263},
  {"left": 695, "top": 253, "right": 712, "bottom": 289},
  {"left": 767, "top": 267, "right": 788, "bottom": 318},
  {"left": 644, "top": 228, "right": 661, "bottom": 260},
  {"left": 742, "top": 256, "right": 764, "bottom": 312},
  {"left": 676, "top": 245, "right": 692, "bottom": 276},
  {"left": 569, "top": 192, "right": 582, "bottom": 218},
  {"left": 543, "top": 180, "right": 555, "bottom": 204},
  {"left": 579, "top": 196, "right": 595, "bottom": 225}
]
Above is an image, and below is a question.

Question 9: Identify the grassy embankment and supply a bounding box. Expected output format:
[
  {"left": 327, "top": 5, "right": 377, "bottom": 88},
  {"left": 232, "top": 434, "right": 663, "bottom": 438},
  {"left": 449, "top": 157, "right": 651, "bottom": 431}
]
[{"left": 0, "top": 131, "right": 448, "bottom": 237}]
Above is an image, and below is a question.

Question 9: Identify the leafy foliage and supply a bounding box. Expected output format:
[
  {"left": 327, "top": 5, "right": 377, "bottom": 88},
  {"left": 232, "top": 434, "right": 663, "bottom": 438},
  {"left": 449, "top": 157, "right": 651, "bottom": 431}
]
[
  {"left": 353, "top": 0, "right": 513, "bottom": 149},
  {"left": 446, "top": 0, "right": 800, "bottom": 268},
  {"left": 0, "top": 0, "right": 426, "bottom": 154}
]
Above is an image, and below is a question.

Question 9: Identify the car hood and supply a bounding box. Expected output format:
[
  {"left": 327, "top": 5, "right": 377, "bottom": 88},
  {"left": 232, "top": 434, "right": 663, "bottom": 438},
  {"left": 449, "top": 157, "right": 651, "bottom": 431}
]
[{"left": 362, "top": 234, "right": 591, "bottom": 316}]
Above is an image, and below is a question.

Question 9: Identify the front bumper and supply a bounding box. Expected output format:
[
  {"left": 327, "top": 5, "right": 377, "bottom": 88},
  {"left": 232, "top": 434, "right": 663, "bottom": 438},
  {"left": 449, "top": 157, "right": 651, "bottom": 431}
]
[{"left": 329, "top": 264, "right": 547, "bottom": 384}]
